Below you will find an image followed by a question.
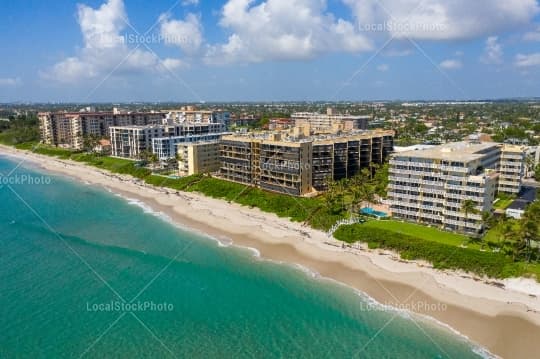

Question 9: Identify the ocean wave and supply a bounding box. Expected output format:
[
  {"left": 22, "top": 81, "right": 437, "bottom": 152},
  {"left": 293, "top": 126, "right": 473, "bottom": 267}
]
[
  {"left": 114, "top": 187, "right": 497, "bottom": 359},
  {"left": 116, "top": 192, "right": 233, "bottom": 248}
]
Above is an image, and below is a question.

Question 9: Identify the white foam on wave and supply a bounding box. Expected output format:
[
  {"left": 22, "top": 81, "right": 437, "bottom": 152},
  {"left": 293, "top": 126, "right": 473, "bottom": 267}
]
[
  {"left": 292, "top": 263, "right": 321, "bottom": 279},
  {"left": 116, "top": 192, "right": 235, "bottom": 248},
  {"left": 111, "top": 188, "right": 498, "bottom": 358},
  {"left": 243, "top": 252, "right": 499, "bottom": 359},
  {"left": 241, "top": 246, "right": 261, "bottom": 257}
]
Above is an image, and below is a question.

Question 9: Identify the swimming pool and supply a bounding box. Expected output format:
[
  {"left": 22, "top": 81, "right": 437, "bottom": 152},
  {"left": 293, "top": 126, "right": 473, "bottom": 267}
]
[{"left": 361, "top": 207, "right": 389, "bottom": 218}]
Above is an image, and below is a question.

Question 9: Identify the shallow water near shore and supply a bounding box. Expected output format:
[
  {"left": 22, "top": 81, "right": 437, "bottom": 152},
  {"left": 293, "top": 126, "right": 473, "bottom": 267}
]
[{"left": 0, "top": 157, "right": 489, "bottom": 358}]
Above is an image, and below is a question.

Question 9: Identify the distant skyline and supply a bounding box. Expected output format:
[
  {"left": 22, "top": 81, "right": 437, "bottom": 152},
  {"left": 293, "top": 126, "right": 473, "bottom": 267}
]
[{"left": 1, "top": 0, "right": 540, "bottom": 102}]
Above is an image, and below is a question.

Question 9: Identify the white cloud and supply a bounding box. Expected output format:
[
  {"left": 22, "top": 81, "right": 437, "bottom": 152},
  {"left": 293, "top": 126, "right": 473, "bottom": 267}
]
[
  {"left": 205, "top": 0, "right": 372, "bottom": 64},
  {"left": 523, "top": 26, "right": 540, "bottom": 41},
  {"left": 515, "top": 53, "right": 540, "bottom": 67},
  {"left": 480, "top": 36, "right": 504, "bottom": 65},
  {"left": 161, "top": 58, "right": 186, "bottom": 70},
  {"left": 439, "top": 59, "right": 462, "bottom": 70},
  {"left": 41, "top": 0, "right": 184, "bottom": 83},
  {"left": 344, "top": 0, "right": 539, "bottom": 40},
  {"left": 0, "top": 77, "right": 22, "bottom": 87},
  {"left": 182, "top": 0, "right": 199, "bottom": 6},
  {"left": 159, "top": 13, "right": 203, "bottom": 55},
  {"left": 377, "top": 64, "right": 389, "bottom": 72}
]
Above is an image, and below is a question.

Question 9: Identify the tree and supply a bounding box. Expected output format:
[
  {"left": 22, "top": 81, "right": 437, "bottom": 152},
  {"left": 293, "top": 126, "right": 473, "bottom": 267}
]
[
  {"left": 373, "top": 163, "right": 390, "bottom": 198},
  {"left": 165, "top": 157, "right": 177, "bottom": 169},
  {"left": 481, "top": 211, "right": 496, "bottom": 231},
  {"left": 140, "top": 150, "right": 156, "bottom": 165},
  {"left": 535, "top": 164, "right": 540, "bottom": 182},
  {"left": 499, "top": 220, "right": 514, "bottom": 248},
  {"left": 324, "top": 177, "right": 340, "bottom": 214},
  {"left": 461, "top": 199, "right": 480, "bottom": 233},
  {"left": 82, "top": 134, "right": 100, "bottom": 153}
]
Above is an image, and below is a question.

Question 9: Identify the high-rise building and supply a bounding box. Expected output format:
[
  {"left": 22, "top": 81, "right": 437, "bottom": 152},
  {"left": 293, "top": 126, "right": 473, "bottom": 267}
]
[
  {"left": 498, "top": 145, "right": 527, "bottom": 194},
  {"left": 38, "top": 111, "right": 165, "bottom": 149},
  {"left": 219, "top": 130, "right": 394, "bottom": 196},
  {"left": 387, "top": 141, "right": 528, "bottom": 234},
  {"left": 291, "top": 108, "right": 369, "bottom": 132}
]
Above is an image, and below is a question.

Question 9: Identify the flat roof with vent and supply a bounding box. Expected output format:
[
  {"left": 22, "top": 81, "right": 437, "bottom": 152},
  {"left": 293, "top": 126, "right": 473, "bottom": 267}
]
[{"left": 394, "top": 141, "right": 500, "bottom": 161}]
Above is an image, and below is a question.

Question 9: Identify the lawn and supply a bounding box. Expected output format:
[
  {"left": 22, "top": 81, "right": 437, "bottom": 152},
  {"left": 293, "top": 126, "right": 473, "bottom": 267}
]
[
  {"left": 493, "top": 197, "right": 514, "bottom": 210},
  {"left": 483, "top": 219, "right": 521, "bottom": 245},
  {"left": 361, "top": 219, "right": 473, "bottom": 248}
]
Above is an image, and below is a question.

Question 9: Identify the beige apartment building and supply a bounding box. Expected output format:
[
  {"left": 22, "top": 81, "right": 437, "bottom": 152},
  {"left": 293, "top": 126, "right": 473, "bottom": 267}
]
[
  {"left": 39, "top": 112, "right": 83, "bottom": 149},
  {"left": 220, "top": 129, "right": 394, "bottom": 196},
  {"left": 291, "top": 108, "right": 369, "bottom": 133},
  {"left": 178, "top": 141, "right": 221, "bottom": 176},
  {"left": 388, "top": 141, "right": 527, "bottom": 234},
  {"left": 38, "top": 111, "right": 165, "bottom": 149}
]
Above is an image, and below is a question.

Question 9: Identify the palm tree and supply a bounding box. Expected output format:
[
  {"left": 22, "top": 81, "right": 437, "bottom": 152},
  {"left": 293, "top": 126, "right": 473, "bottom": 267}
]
[
  {"left": 481, "top": 210, "right": 497, "bottom": 231},
  {"left": 519, "top": 220, "right": 536, "bottom": 262},
  {"left": 461, "top": 199, "right": 479, "bottom": 234},
  {"left": 499, "top": 221, "right": 514, "bottom": 248}
]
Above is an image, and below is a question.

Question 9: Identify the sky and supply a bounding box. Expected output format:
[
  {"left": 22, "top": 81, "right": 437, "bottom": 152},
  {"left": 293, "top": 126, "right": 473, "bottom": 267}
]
[{"left": 1, "top": 0, "right": 540, "bottom": 103}]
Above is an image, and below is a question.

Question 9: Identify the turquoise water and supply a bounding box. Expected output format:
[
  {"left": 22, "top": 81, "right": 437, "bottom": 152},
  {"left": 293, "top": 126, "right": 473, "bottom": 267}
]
[{"left": 0, "top": 156, "right": 487, "bottom": 358}]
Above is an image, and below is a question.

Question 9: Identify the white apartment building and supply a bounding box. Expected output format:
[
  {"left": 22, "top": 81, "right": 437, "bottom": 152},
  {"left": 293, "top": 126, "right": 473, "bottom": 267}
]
[
  {"left": 110, "top": 121, "right": 227, "bottom": 160},
  {"left": 110, "top": 125, "right": 170, "bottom": 159},
  {"left": 153, "top": 132, "right": 225, "bottom": 161},
  {"left": 388, "top": 141, "right": 503, "bottom": 234},
  {"left": 165, "top": 108, "right": 230, "bottom": 128},
  {"left": 498, "top": 145, "right": 527, "bottom": 194}
]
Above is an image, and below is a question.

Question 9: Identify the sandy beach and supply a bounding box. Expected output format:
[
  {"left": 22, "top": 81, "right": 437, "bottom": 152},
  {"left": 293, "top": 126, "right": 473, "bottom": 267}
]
[{"left": 2, "top": 145, "right": 540, "bottom": 359}]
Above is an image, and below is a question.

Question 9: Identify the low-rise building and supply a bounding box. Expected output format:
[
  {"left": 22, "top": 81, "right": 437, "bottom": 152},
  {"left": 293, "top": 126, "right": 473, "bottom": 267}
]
[{"left": 177, "top": 141, "right": 221, "bottom": 176}]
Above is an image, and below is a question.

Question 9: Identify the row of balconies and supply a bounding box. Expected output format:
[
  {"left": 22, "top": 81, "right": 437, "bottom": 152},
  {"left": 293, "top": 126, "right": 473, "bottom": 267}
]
[
  {"left": 501, "top": 154, "right": 525, "bottom": 160},
  {"left": 443, "top": 209, "right": 482, "bottom": 220},
  {"left": 391, "top": 208, "right": 420, "bottom": 217},
  {"left": 444, "top": 219, "right": 481, "bottom": 229},
  {"left": 390, "top": 160, "right": 438, "bottom": 169}
]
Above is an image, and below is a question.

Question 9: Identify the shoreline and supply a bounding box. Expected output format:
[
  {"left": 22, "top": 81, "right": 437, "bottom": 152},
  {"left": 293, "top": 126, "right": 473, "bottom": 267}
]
[{"left": 2, "top": 145, "right": 540, "bottom": 358}]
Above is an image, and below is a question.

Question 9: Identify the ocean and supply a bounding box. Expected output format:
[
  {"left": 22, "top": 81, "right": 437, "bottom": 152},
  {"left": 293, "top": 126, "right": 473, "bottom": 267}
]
[{"left": 0, "top": 156, "right": 489, "bottom": 358}]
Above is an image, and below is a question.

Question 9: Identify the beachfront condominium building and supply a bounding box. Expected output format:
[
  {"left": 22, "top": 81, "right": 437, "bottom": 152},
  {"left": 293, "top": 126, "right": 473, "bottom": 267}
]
[
  {"left": 387, "top": 141, "right": 527, "bottom": 234},
  {"left": 39, "top": 112, "right": 84, "bottom": 149},
  {"left": 177, "top": 141, "right": 221, "bottom": 176},
  {"left": 291, "top": 108, "right": 369, "bottom": 133},
  {"left": 110, "top": 122, "right": 227, "bottom": 160},
  {"left": 498, "top": 145, "right": 527, "bottom": 194},
  {"left": 219, "top": 129, "right": 394, "bottom": 196},
  {"left": 38, "top": 111, "right": 165, "bottom": 149},
  {"left": 153, "top": 132, "right": 225, "bottom": 161}
]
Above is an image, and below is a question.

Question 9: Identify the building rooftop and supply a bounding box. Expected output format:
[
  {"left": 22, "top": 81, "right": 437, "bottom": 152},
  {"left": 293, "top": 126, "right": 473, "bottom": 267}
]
[
  {"left": 507, "top": 199, "right": 529, "bottom": 211},
  {"left": 222, "top": 129, "right": 393, "bottom": 144},
  {"left": 394, "top": 141, "right": 500, "bottom": 162},
  {"left": 501, "top": 144, "right": 528, "bottom": 152},
  {"left": 518, "top": 186, "right": 537, "bottom": 202}
]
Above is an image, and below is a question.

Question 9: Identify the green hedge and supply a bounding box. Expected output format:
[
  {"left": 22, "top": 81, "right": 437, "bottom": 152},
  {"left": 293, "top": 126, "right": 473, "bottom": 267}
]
[
  {"left": 334, "top": 224, "right": 522, "bottom": 279},
  {"left": 11, "top": 144, "right": 344, "bottom": 230}
]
